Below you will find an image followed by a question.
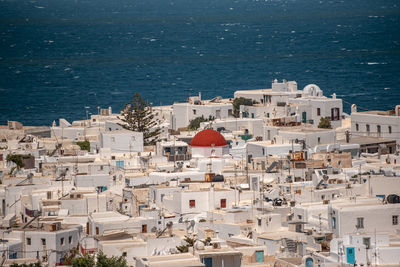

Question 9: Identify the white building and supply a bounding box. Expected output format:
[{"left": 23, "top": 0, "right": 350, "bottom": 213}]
[
  {"left": 351, "top": 105, "right": 400, "bottom": 145},
  {"left": 289, "top": 88, "right": 343, "bottom": 129},
  {"left": 61, "top": 191, "right": 107, "bottom": 215},
  {"left": 100, "top": 130, "right": 143, "bottom": 153},
  {"left": 171, "top": 94, "right": 233, "bottom": 130},
  {"left": 328, "top": 202, "right": 400, "bottom": 237},
  {"left": 235, "top": 80, "right": 343, "bottom": 129},
  {"left": 51, "top": 119, "right": 85, "bottom": 141},
  {"left": 234, "top": 79, "right": 300, "bottom": 105},
  {"left": 163, "top": 187, "right": 236, "bottom": 215},
  {"left": 247, "top": 141, "right": 302, "bottom": 159},
  {"left": 15, "top": 222, "right": 81, "bottom": 265},
  {"left": 328, "top": 233, "right": 400, "bottom": 266},
  {"left": 278, "top": 127, "right": 336, "bottom": 149}
]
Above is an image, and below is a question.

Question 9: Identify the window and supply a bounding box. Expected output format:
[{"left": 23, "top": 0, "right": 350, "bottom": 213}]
[
  {"left": 193, "top": 109, "right": 196, "bottom": 115},
  {"left": 317, "top": 108, "right": 321, "bottom": 116},
  {"left": 393, "top": 215, "right": 398, "bottom": 225},
  {"left": 122, "top": 252, "right": 127, "bottom": 257},
  {"left": 331, "top": 108, "right": 340, "bottom": 121},
  {"left": 377, "top": 125, "right": 381, "bottom": 136},
  {"left": 366, "top": 124, "right": 370, "bottom": 134},
  {"left": 389, "top": 126, "right": 392, "bottom": 134},
  {"left": 363, "top": 237, "right": 371, "bottom": 249},
  {"left": 61, "top": 237, "right": 64, "bottom": 245},
  {"left": 142, "top": 224, "right": 147, "bottom": 233},
  {"left": 356, "top": 124, "right": 359, "bottom": 131},
  {"left": 41, "top": 238, "right": 46, "bottom": 246},
  {"left": 298, "top": 215, "right": 302, "bottom": 220},
  {"left": 318, "top": 137, "right": 321, "bottom": 144},
  {"left": 220, "top": 199, "right": 226, "bottom": 208},
  {"left": 26, "top": 238, "right": 31, "bottom": 245},
  {"left": 258, "top": 218, "right": 262, "bottom": 226},
  {"left": 356, "top": 217, "right": 364, "bottom": 229},
  {"left": 96, "top": 227, "right": 99, "bottom": 235},
  {"left": 69, "top": 236, "right": 72, "bottom": 244},
  {"left": 189, "top": 199, "right": 196, "bottom": 208}
]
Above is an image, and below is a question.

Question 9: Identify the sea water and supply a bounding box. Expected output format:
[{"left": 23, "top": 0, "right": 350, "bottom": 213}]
[{"left": 0, "top": 0, "right": 399, "bottom": 125}]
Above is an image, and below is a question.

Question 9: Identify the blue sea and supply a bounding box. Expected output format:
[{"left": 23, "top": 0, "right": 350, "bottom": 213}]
[{"left": 0, "top": 0, "right": 399, "bottom": 125}]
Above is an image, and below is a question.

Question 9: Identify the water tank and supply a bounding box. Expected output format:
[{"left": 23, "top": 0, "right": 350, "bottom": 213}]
[
  {"left": 273, "top": 198, "right": 282, "bottom": 206},
  {"left": 386, "top": 194, "right": 400, "bottom": 204},
  {"left": 213, "top": 174, "right": 224, "bottom": 182}
]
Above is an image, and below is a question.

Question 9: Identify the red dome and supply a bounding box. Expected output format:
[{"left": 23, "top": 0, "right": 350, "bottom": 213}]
[{"left": 190, "top": 129, "right": 227, "bottom": 147}]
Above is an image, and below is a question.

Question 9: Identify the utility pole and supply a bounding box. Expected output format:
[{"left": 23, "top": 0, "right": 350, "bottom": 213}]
[{"left": 234, "top": 163, "right": 238, "bottom": 206}]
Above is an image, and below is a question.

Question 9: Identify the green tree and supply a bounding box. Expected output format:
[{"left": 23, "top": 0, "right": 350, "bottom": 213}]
[
  {"left": 188, "top": 115, "right": 215, "bottom": 131},
  {"left": 6, "top": 154, "right": 28, "bottom": 175},
  {"left": 119, "top": 93, "right": 161, "bottom": 146},
  {"left": 97, "top": 251, "right": 127, "bottom": 267},
  {"left": 71, "top": 253, "right": 95, "bottom": 267},
  {"left": 76, "top": 140, "right": 90, "bottom": 152},
  {"left": 176, "top": 235, "right": 196, "bottom": 253},
  {"left": 233, "top": 97, "right": 253, "bottom": 118},
  {"left": 318, "top": 117, "right": 332, "bottom": 129},
  {"left": 6, "top": 154, "right": 25, "bottom": 169}
]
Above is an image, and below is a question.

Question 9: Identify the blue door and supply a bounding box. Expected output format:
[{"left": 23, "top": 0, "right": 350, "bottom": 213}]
[
  {"left": 116, "top": 160, "right": 124, "bottom": 169},
  {"left": 305, "top": 258, "right": 313, "bottom": 267},
  {"left": 256, "top": 251, "right": 264, "bottom": 263},
  {"left": 204, "top": 257, "right": 212, "bottom": 267},
  {"left": 302, "top": 112, "right": 307, "bottom": 123},
  {"left": 346, "top": 247, "right": 355, "bottom": 264}
]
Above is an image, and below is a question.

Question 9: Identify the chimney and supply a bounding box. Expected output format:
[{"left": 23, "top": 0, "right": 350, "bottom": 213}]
[
  {"left": 351, "top": 104, "right": 357, "bottom": 114},
  {"left": 345, "top": 130, "right": 350, "bottom": 143},
  {"left": 396, "top": 105, "right": 400, "bottom": 116}
]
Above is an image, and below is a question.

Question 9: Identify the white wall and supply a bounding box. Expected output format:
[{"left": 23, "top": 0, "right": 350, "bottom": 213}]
[
  {"left": 247, "top": 142, "right": 302, "bottom": 158},
  {"left": 278, "top": 129, "right": 335, "bottom": 149},
  {"left": 331, "top": 204, "right": 400, "bottom": 237},
  {"left": 75, "top": 174, "right": 110, "bottom": 188},
  {"left": 289, "top": 98, "right": 343, "bottom": 128},
  {"left": 203, "top": 118, "right": 264, "bottom": 137},
  {"left": 351, "top": 112, "right": 400, "bottom": 143},
  {"left": 172, "top": 103, "right": 233, "bottom": 130},
  {"left": 100, "top": 130, "right": 143, "bottom": 153}
]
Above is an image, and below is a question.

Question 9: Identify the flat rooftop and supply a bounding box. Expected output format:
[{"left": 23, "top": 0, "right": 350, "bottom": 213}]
[
  {"left": 354, "top": 110, "right": 396, "bottom": 116},
  {"left": 340, "top": 136, "right": 396, "bottom": 145}
]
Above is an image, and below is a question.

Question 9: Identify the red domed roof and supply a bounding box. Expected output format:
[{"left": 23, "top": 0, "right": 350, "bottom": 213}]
[{"left": 190, "top": 129, "right": 227, "bottom": 147}]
